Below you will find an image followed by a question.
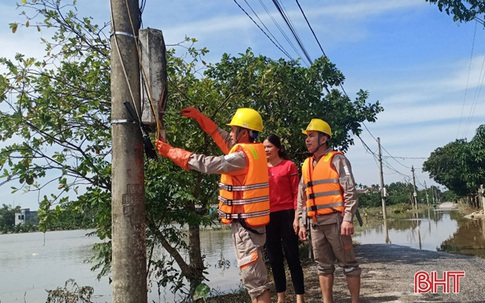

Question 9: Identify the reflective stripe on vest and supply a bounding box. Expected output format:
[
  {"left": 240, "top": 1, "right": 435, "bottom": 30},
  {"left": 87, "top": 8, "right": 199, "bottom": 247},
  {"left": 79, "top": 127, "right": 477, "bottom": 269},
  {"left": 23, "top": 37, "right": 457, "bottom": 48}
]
[
  {"left": 217, "top": 209, "right": 271, "bottom": 220},
  {"left": 218, "top": 195, "right": 269, "bottom": 205},
  {"left": 218, "top": 143, "right": 270, "bottom": 227},
  {"left": 218, "top": 182, "right": 269, "bottom": 192},
  {"left": 302, "top": 151, "right": 345, "bottom": 219}
]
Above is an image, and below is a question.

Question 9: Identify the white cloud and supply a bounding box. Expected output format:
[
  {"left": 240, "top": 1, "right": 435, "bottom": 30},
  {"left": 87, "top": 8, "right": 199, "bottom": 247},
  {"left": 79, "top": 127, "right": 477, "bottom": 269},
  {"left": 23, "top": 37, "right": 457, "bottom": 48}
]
[{"left": 305, "top": 0, "right": 425, "bottom": 19}]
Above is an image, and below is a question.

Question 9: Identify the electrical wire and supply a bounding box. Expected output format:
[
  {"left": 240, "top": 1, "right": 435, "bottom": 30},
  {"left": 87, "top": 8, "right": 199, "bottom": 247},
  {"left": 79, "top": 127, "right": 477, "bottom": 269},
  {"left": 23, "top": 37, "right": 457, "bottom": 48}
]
[
  {"left": 295, "top": 0, "right": 327, "bottom": 59},
  {"left": 463, "top": 52, "right": 485, "bottom": 137},
  {"left": 110, "top": 7, "right": 138, "bottom": 118},
  {"left": 233, "top": 0, "right": 294, "bottom": 61},
  {"left": 457, "top": 19, "right": 479, "bottom": 139},
  {"left": 288, "top": 3, "right": 423, "bottom": 172},
  {"left": 127, "top": 0, "right": 165, "bottom": 141},
  {"left": 296, "top": 1, "right": 414, "bottom": 180},
  {"left": 255, "top": 0, "right": 303, "bottom": 63},
  {"left": 271, "top": 0, "right": 312, "bottom": 66},
  {"left": 110, "top": 0, "right": 163, "bottom": 144},
  {"left": 234, "top": 1, "right": 430, "bottom": 185}
]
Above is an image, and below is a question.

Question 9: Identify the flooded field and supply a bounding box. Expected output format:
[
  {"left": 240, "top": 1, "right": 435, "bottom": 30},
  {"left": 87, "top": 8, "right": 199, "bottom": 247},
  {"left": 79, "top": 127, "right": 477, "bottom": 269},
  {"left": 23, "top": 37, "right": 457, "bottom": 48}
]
[{"left": 354, "top": 206, "right": 485, "bottom": 258}]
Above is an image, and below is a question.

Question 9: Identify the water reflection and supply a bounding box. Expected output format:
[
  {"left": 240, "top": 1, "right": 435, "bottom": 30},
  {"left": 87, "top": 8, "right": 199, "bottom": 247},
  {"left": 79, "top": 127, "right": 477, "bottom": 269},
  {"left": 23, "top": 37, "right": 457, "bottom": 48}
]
[
  {"left": 0, "top": 230, "right": 112, "bottom": 303},
  {"left": 354, "top": 208, "right": 485, "bottom": 258},
  {"left": 199, "top": 228, "right": 239, "bottom": 290},
  {"left": 0, "top": 228, "right": 241, "bottom": 303},
  {"left": 149, "top": 228, "right": 240, "bottom": 302},
  {"left": 3, "top": 213, "right": 484, "bottom": 303},
  {"left": 439, "top": 216, "right": 485, "bottom": 258}
]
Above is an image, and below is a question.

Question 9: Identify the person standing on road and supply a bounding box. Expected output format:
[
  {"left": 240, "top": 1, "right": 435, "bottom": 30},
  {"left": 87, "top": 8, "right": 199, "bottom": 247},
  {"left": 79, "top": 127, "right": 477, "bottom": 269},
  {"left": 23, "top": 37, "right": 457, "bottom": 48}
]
[
  {"left": 294, "top": 119, "right": 361, "bottom": 303},
  {"left": 263, "top": 134, "right": 305, "bottom": 303},
  {"left": 156, "top": 107, "right": 271, "bottom": 303}
]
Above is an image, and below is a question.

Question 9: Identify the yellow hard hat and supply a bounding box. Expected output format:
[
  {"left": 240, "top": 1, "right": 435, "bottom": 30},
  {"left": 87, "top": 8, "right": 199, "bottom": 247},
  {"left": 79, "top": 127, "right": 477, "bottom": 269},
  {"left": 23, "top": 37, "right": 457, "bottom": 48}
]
[
  {"left": 227, "top": 108, "right": 263, "bottom": 132},
  {"left": 302, "top": 119, "right": 332, "bottom": 137}
]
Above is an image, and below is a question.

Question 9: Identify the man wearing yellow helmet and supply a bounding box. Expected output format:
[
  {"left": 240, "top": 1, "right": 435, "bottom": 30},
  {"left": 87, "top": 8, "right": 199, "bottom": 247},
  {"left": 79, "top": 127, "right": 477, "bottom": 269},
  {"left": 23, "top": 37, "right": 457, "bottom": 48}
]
[
  {"left": 156, "top": 107, "right": 271, "bottom": 303},
  {"left": 294, "top": 119, "right": 361, "bottom": 303}
]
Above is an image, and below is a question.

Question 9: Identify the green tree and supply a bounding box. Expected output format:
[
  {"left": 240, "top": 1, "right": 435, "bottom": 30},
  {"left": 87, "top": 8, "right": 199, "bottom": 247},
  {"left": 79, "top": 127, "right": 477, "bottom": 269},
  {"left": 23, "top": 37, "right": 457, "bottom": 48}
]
[
  {"left": 150, "top": 48, "right": 383, "bottom": 296},
  {"left": 0, "top": 0, "right": 383, "bottom": 299},
  {"left": 423, "top": 125, "right": 485, "bottom": 201},
  {"left": 386, "top": 182, "right": 415, "bottom": 206},
  {"left": 0, "top": 204, "right": 22, "bottom": 233},
  {"left": 37, "top": 200, "right": 96, "bottom": 231},
  {"left": 356, "top": 184, "right": 381, "bottom": 208},
  {"left": 423, "top": 139, "right": 474, "bottom": 196},
  {"left": 204, "top": 51, "right": 382, "bottom": 162},
  {"left": 426, "top": 0, "right": 485, "bottom": 25},
  {"left": 469, "top": 124, "right": 485, "bottom": 186},
  {"left": 441, "top": 188, "right": 460, "bottom": 203}
]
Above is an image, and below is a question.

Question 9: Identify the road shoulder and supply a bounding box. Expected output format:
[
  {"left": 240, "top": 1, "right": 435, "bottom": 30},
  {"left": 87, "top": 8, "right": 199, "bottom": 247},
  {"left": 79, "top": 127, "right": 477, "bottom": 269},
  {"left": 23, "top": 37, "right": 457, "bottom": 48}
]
[{"left": 299, "top": 243, "right": 484, "bottom": 303}]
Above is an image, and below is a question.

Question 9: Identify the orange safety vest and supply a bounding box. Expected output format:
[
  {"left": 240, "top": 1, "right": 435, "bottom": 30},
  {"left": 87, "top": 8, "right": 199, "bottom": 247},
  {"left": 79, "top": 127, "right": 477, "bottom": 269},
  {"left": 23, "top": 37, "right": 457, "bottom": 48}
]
[
  {"left": 218, "top": 143, "right": 270, "bottom": 227},
  {"left": 302, "top": 151, "right": 345, "bottom": 220}
]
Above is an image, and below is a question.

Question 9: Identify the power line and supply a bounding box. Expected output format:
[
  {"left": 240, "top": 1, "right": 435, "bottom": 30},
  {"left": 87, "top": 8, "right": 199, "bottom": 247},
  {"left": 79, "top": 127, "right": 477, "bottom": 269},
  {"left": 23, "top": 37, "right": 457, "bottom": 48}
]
[
  {"left": 294, "top": 0, "right": 327, "bottom": 58},
  {"left": 255, "top": 0, "right": 306, "bottom": 63},
  {"left": 235, "top": 1, "right": 421, "bottom": 181},
  {"left": 456, "top": 19, "right": 477, "bottom": 139},
  {"left": 381, "top": 146, "right": 413, "bottom": 170},
  {"left": 295, "top": 0, "right": 413, "bottom": 176},
  {"left": 233, "top": 0, "right": 294, "bottom": 61},
  {"left": 463, "top": 50, "right": 485, "bottom": 136},
  {"left": 474, "top": 16, "right": 485, "bottom": 26},
  {"left": 382, "top": 156, "right": 428, "bottom": 160},
  {"left": 271, "top": 0, "right": 313, "bottom": 65}
]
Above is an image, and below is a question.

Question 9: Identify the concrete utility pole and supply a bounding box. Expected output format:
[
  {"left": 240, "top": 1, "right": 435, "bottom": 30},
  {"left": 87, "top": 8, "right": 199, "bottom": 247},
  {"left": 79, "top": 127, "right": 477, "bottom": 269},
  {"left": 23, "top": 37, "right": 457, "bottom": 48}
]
[
  {"left": 411, "top": 166, "right": 418, "bottom": 210},
  {"left": 424, "top": 181, "right": 430, "bottom": 206},
  {"left": 110, "top": 1, "right": 147, "bottom": 302},
  {"left": 480, "top": 184, "right": 485, "bottom": 215},
  {"left": 377, "top": 138, "right": 390, "bottom": 243},
  {"left": 140, "top": 28, "right": 167, "bottom": 134},
  {"left": 377, "top": 137, "right": 387, "bottom": 221}
]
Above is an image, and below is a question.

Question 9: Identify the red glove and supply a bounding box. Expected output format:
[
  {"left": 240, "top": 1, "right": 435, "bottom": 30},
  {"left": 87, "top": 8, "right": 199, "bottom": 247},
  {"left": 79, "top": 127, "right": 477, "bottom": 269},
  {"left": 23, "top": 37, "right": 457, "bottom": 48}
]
[
  {"left": 180, "top": 107, "right": 218, "bottom": 135},
  {"left": 156, "top": 139, "right": 171, "bottom": 157},
  {"left": 156, "top": 139, "right": 193, "bottom": 170},
  {"left": 180, "top": 107, "right": 202, "bottom": 119}
]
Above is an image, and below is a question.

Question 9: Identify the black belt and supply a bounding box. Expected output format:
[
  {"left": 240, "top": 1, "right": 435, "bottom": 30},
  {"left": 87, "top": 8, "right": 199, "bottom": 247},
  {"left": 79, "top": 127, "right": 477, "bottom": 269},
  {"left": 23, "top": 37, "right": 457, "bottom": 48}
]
[{"left": 239, "top": 218, "right": 263, "bottom": 235}]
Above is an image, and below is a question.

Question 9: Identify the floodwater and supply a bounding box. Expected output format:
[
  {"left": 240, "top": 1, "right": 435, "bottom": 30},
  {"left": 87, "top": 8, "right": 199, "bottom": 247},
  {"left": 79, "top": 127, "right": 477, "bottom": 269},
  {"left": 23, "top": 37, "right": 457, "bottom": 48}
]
[
  {"left": 354, "top": 207, "right": 485, "bottom": 258},
  {"left": 1, "top": 207, "right": 484, "bottom": 303},
  {"left": 0, "top": 228, "right": 239, "bottom": 303}
]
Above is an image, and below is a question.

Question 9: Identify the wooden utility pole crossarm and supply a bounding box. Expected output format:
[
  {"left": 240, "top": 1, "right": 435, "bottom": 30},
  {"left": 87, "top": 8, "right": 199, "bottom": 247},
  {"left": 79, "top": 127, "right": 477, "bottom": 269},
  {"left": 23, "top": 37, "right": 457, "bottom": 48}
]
[{"left": 110, "top": 0, "right": 147, "bottom": 302}]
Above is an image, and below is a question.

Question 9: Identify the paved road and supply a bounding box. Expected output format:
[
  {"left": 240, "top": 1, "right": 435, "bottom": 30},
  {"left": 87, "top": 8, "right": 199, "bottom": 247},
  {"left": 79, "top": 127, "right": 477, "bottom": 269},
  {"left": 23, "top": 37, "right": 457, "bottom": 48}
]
[{"left": 328, "top": 244, "right": 485, "bottom": 303}]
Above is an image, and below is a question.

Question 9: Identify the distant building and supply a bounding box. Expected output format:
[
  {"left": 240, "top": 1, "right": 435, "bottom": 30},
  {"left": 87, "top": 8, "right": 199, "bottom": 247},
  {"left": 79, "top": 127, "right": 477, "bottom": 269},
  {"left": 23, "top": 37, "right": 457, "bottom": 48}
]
[{"left": 14, "top": 208, "right": 39, "bottom": 226}]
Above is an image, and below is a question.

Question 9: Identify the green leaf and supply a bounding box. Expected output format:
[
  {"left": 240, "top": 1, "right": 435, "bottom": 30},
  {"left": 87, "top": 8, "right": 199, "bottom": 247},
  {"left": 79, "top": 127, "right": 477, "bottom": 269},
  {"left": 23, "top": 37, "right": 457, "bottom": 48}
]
[
  {"left": 193, "top": 283, "right": 210, "bottom": 301},
  {"left": 10, "top": 23, "right": 18, "bottom": 34}
]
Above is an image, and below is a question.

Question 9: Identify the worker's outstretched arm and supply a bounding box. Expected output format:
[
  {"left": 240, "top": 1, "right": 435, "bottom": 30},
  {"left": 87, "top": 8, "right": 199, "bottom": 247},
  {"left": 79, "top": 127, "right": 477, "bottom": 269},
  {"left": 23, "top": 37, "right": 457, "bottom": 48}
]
[
  {"left": 181, "top": 107, "right": 231, "bottom": 154},
  {"left": 156, "top": 140, "right": 193, "bottom": 170}
]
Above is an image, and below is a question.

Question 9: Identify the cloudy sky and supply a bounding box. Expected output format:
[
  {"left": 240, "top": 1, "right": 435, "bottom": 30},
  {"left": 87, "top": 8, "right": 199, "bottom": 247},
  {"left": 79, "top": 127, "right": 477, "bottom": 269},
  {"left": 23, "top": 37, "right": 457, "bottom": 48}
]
[{"left": 1, "top": 0, "right": 484, "bottom": 209}]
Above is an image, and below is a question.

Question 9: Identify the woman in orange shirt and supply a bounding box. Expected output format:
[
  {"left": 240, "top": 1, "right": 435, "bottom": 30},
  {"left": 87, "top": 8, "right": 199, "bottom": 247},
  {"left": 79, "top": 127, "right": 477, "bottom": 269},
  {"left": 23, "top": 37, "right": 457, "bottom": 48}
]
[{"left": 263, "top": 134, "right": 305, "bottom": 303}]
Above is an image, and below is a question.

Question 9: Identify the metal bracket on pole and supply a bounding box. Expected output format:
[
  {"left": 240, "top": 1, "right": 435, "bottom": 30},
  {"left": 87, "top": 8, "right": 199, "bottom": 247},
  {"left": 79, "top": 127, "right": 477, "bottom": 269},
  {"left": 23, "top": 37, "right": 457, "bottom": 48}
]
[
  {"left": 111, "top": 119, "right": 137, "bottom": 124},
  {"left": 124, "top": 101, "right": 157, "bottom": 159},
  {"left": 111, "top": 31, "right": 136, "bottom": 39}
]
